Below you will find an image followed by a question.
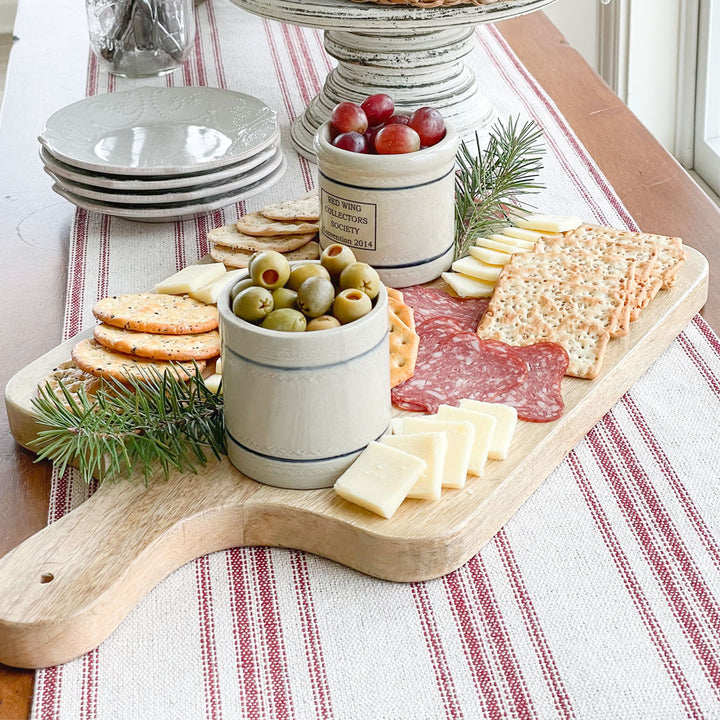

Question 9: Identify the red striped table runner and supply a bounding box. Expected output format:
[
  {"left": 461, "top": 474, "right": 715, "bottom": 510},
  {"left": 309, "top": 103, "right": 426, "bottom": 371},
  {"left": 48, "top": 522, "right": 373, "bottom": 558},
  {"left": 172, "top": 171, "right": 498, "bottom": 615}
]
[{"left": 32, "top": 3, "right": 720, "bottom": 718}]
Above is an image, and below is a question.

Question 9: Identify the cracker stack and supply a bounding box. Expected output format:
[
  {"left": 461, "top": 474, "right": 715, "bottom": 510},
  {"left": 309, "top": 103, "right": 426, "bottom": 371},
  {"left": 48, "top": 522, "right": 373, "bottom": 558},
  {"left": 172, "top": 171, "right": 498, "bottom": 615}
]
[
  {"left": 387, "top": 288, "right": 420, "bottom": 388},
  {"left": 208, "top": 194, "right": 321, "bottom": 268},
  {"left": 477, "top": 224, "right": 686, "bottom": 380},
  {"left": 70, "top": 293, "right": 220, "bottom": 384}
]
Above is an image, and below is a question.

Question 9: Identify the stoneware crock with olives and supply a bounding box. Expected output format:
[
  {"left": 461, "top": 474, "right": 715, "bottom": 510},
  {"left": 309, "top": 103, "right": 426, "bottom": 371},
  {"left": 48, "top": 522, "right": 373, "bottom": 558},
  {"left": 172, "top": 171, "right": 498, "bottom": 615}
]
[
  {"left": 314, "top": 119, "right": 459, "bottom": 288},
  {"left": 218, "top": 254, "right": 391, "bottom": 490}
]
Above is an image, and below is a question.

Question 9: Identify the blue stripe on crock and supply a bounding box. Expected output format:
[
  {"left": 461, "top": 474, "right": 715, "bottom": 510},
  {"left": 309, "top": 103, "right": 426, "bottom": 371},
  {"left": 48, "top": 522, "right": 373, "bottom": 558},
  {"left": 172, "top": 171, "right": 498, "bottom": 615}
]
[
  {"left": 318, "top": 165, "right": 454, "bottom": 191},
  {"left": 224, "top": 330, "right": 387, "bottom": 371},
  {"left": 363, "top": 243, "right": 454, "bottom": 270},
  {"left": 226, "top": 425, "right": 391, "bottom": 464}
]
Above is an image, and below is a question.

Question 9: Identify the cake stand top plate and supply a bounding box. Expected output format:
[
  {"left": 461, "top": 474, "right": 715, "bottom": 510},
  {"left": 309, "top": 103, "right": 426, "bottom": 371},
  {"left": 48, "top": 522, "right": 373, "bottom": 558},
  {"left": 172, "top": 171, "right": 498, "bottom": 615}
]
[{"left": 233, "top": 0, "right": 558, "bottom": 30}]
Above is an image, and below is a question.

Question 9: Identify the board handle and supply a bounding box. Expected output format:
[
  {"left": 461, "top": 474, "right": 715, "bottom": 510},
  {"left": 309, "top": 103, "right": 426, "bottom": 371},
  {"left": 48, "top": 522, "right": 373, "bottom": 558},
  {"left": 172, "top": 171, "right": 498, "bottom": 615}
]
[{"left": 0, "top": 460, "right": 253, "bottom": 668}]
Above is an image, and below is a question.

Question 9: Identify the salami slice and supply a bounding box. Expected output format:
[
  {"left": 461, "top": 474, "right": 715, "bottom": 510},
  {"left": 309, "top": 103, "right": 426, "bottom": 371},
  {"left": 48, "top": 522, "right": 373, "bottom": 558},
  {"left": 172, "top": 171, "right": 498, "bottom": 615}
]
[
  {"left": 484, "top": 341, "right": 569, "bottom": 422},
  {"left": 399, "top": 285, "right": 488, "bottom": 331},
  {"left": 391, "top": 325, "right": 527, "bottom": 414}
]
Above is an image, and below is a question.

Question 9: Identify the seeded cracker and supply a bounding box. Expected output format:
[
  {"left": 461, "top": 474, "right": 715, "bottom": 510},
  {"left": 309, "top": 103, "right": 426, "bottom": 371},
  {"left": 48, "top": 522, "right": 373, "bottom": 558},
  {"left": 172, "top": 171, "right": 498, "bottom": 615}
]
[
  {"left": 259, "top": 195, "right": 320, "bottom": 222},
  {"left": 94, "top": 324, "right": 221, "bottom": 361},
  {"left": 210, "top": 241, "right": 320, "bottom": 268},
  {"left": 38, "top": 360, "right": 104, "bottom": 409},
  {"left": 93, "top": 293, "right": 218, "bottom": 335},
  {"left": 72, "top": 339, "right": 205, "bottom": 383},
  {"left": 236, "top": 211, "right": 319, "bottom": 237},
  {"left": 208, "top": 223, "right": 317, "bottom": 253}
]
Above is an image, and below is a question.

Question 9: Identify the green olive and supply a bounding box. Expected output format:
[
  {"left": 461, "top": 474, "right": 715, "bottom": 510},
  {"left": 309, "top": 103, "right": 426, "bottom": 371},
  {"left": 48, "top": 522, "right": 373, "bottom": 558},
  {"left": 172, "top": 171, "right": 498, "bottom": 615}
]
[
  {"left": 230, "top": 277, "right": 254, "bottom": 302},
  {"left": 287, "top": 262, "right": 331, "bottom": 291},
  {"left": 297, "top": 276, "right": 335, "bottom": 318},
  {"left": 272, "top": 287, "right": 298, "bottom": 310},
  {"left": 320, "top": 244, "right": 356, "bottom": 277},
  {"left": 339, "top": 262, "right": 381, "bottom": 300},
  {"left": 306, "top": 315, "right": 341, "bottom": 332},
  {"left": 261, "top": 308, "right": 307, "bottom": 332},
  {"left": 232, "top": 286, "right": 274, "bottom": 322},
  {"left": 332, "top": 288, "right": 372, "bottom": 324},
  {"left": 249, "top": 250, "right": 291, "bottom": 290}
]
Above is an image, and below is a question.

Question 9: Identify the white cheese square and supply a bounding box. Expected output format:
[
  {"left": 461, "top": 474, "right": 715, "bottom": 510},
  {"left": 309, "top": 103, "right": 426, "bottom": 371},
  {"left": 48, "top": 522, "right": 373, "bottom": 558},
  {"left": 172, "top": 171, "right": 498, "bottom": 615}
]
[
  {"left": 381, "top": 432, "right": 448, "bottom": 501},
  {"left": 203, "top": 374, "right": 222, "bottom": 394},
  {"left": 503, "top": 226, "right": 562, "bottom": 242},
  {"left": 488, "top": 233, "right": 535, "bottom": 251},
  {"left": 436, "top": 405, "right": 496, "bottom": 476},
  {"left": 190, "top": 268, "right": 245, "bottom": 304},
  {"left": 401, "top": 418, "right": 475, "bottom": 489},
  {"left": 451, "top": 256, "right": 504, "bottom": 282},
  {"left": 333, "top": 441, "right": 426, "bottom": 519},
  {"left": 390, "top": 417, "right": 405, "bottom": 435},
  {"left": 441, "top": 272, "right": 494, "bottom": 298},
  {"left": 475, "top": 236, "right": 531, "bottom": 255},
  {"left": 468, "top": 246, "right": 513, "bottom": 266},
  {"left": 458, "top": 399, "right": 518, "bottom": 460},
  {"left": 514, "top": 214, "right": 582, "bottom": 233},
  {"left": 155, "top": 263, "right": 227, "bottom": 295}
]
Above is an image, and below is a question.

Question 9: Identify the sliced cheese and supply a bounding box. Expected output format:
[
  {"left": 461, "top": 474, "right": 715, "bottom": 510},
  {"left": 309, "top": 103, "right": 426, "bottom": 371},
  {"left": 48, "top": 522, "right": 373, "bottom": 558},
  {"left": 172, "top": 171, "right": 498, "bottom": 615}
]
[
  {"left": 401, "top": 418, "right": 475, "bottom": 489},
  {"left": 514, "top": 214, "right": 582, "bottom": 233},
  {"left": 441, "top": 272, "right": 495, "bottom": 299},
  {"left": 488, "top": 233, "right": 535, "bottom": 251},
  {"left": 468, "top": 246, "right": 513, "bottom": 266},
  {"left": 390, "top": 417, "right": 405, "bottom": 435},
  {"left": 215, "top": 356, "right": 222, "bottom": 375},
  {"left": 458, "top": 399, "right": 518, "bottom": 460},
  {"left": 155, "top": 263, "right": 227, "bottom": 295},
  {"left": 334, "top": 441, "right": 426, "bottom": 519},
  {"left": 381, "top": 432, "right": 447, "bottom": 501},
  {"left": 190, "top": 268, "right": 245, "bottom": 304},
  {"left": 203, "top": 373, "right": 223, "bottom": 394},
  {"left": 436, "top": 405, "right": 495, "bottom": 476},
  {"left": 451, "top": 256, "right": 504, "bottom": 282},
  {"left": 503, "top": 226, "right": 562, "bottom": 242},
  {"left": 475, "top": 236, "right": 531, "bottom": 255}
]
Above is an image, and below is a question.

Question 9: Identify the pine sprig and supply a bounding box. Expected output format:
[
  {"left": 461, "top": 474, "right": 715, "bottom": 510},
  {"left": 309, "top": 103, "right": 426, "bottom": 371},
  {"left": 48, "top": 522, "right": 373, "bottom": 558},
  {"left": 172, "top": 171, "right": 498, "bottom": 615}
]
[
  {"left": 454, "top": 116, "right": 545, "bottom": 260},
  {"left": 30, "top": 367, "right": 225, "bottom": 485}
]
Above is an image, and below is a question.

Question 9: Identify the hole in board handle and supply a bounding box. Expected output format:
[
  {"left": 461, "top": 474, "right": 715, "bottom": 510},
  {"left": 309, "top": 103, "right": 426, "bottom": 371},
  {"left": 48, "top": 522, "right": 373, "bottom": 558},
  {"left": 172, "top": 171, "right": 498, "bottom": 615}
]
[{"left": 40, "top": 573, "right": 54, "bottom": 584}]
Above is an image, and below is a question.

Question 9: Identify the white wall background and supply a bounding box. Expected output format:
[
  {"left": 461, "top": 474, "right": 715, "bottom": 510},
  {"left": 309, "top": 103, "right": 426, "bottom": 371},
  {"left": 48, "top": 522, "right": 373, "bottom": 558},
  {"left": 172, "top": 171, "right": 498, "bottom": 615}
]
[
  {"left": 544, "top": 0, "right": 600, "bottom": 71},
  {"left": 0, "top": 0, "right": 16, "bottom": 34}
]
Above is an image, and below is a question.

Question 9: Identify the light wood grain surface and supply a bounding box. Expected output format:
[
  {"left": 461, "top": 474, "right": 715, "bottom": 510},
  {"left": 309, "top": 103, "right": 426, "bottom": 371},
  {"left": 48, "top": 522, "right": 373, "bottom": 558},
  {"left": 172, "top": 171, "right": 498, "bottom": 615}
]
[{"left": 2, "top": 11, "right": 720, "bottom": 718}]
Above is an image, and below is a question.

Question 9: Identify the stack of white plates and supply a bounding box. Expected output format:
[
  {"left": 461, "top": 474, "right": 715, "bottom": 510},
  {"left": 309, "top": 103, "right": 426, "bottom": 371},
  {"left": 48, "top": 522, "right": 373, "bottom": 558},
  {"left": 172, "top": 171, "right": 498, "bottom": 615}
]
[{"left": 39, "top": 86, "right": 286, "bottom": 222}]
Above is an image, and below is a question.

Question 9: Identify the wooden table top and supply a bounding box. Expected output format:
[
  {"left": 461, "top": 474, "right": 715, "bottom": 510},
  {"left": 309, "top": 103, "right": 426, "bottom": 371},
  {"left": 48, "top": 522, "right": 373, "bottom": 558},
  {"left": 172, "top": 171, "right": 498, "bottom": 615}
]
[{"left": 1, "top": 11, "right": 719, "bottom": 719}]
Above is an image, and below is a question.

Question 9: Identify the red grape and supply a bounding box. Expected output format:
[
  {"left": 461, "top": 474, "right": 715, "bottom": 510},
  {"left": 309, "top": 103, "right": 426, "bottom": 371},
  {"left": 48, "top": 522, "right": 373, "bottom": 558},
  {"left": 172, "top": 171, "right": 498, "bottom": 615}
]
[
  {"left": 330, "top": 102, "right": 368, "bottom": 135},
  {"left": 360, "top": 94, "right": 395, "bottom": 126},
  {"left": 332, "top": 131, "right": 368, "bottom": 153},
  {"left": 364, "top": 126, "right": 381, "bottom": 153},
  {"left": 385, "top": 114, "right": 411, "bottom": 126},
  {"left": 409, "top": 107, "right": 445, "bottom": 147},
  {"left": 374, "top": 124, "right": 421, "bottom": 155}
]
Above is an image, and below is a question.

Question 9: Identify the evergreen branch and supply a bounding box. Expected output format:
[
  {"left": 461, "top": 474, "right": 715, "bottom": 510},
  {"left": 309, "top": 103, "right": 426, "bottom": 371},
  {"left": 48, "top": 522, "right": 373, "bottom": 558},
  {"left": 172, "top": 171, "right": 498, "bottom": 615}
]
[
  {"left": 454, "top": 116, "right": 545, "bottom": 260},
  {"left": 30, "top": 367, "right": 225, "bottom": 485}
]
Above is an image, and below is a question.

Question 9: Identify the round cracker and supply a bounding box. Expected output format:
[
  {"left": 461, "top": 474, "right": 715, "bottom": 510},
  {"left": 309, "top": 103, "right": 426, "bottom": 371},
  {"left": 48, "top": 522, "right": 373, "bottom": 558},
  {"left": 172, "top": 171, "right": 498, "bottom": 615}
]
[
  {"left": 94, "top": 324, "right": 220, "bottom": 361},
  {"left": 38, "top": 360, "right": 104, "bottom": 408},
  {"left": 93, "top": 293, "right": 218, "bottom": 335},
  {"left": 259, "top": 195, "right": 320, "bottom": 222},
  {"left": 236, "top": 211, "right": 319, "bottom": 237},
  {"left": 72, "top": 339, "right": 205, "bottom": 383},
  {"left": 211, "top": 240, "right": 320, "bottom": 268},
  {"left": 208, "top": 223, "right": 316, "bottom": 252}
]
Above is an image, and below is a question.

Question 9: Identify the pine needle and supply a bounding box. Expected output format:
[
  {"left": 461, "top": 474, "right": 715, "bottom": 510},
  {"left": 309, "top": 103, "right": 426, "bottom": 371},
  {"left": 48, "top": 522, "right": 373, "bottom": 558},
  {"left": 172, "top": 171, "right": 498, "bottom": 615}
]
[
  {"left": 454, "top": 116, "right": 545, "bottom": 260},
  {"left": 30, "top": 367, "right": 226, "bottom": 485}
]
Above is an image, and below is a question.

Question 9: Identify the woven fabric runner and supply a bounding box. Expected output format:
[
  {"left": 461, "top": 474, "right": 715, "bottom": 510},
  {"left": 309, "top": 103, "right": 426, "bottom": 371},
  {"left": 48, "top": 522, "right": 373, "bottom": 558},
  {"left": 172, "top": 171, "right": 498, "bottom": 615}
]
[{"left": 32, "top": 3, "right": 720, "bottom": 718}]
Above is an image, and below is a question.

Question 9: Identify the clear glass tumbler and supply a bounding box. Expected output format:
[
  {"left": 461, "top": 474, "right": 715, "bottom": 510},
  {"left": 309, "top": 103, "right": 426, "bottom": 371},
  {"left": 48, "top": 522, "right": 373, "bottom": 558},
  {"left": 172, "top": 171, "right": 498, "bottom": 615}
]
[{"left": 85, "top": 0, "right": 196, "bottom": 77}]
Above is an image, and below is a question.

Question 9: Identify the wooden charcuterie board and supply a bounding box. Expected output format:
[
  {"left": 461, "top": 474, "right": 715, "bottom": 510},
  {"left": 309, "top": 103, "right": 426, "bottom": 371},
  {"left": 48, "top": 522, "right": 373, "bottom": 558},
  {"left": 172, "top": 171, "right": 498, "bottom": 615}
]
[{"left": 0, "top": 247, "right": 708, "bottom": 669}]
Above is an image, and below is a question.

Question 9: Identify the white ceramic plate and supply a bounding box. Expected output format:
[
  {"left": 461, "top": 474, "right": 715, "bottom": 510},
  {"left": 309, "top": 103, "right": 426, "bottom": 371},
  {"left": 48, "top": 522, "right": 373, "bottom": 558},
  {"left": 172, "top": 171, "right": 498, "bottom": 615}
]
[
  {"left": 39, "top": 86, "right": 279, "bottom": 175},
  {"left": 44, "top": 147, "right": 285, "bottom": 204},
  {"left": 39, "top": 139, "right": 280, "bottom": 191},
  {"left": 50, "top": 156, "right": 287, "bottom": 222}
]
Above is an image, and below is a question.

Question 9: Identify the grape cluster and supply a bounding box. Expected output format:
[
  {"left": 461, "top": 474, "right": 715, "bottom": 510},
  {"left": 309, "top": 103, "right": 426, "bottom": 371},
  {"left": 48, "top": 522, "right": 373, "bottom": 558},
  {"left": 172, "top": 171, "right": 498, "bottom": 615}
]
[{"left": 329, "top": 94, "right": 446, "bottom": 155}]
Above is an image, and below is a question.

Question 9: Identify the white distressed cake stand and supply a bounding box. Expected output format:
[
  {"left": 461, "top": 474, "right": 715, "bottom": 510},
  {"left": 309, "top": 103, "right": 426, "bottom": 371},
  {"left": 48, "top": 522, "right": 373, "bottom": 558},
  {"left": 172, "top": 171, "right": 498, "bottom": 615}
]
[{"left": 232, "top": 0, "right": 556, "bottom": 159}]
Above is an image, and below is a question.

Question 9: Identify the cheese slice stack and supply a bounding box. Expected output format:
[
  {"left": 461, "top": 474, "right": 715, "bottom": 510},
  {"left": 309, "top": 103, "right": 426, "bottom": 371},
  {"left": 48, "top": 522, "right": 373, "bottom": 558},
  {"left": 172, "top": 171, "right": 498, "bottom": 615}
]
[{"left": 443, "top": 213, "right": 582, "bottom": 298}]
